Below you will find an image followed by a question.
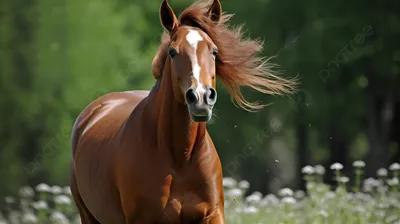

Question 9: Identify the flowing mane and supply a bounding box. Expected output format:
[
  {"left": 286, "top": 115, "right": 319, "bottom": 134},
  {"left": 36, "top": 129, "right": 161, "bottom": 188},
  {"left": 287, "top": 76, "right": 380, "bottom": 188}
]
[{"left": 152, "top": 0, "right": 298, "bottom": 111}]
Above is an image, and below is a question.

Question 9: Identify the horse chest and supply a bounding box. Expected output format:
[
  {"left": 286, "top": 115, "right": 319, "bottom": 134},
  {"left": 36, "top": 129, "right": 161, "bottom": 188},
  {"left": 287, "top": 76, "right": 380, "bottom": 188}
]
[
  {"left": 159, "top": 195, "right": 210, "bottom": 223},
  {"left": 120, "top": 145, "right": 221, "bottom": 222},
  {"left": 156, "top": 172, "right": 217, "bottom": 222}
]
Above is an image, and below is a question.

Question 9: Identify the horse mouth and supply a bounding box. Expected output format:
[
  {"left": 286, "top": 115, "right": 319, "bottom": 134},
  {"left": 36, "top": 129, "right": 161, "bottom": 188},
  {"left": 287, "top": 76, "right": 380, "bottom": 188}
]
[
  {"left": 191, "top": 113, "right": 212, "bottom": 122},
  {"left": 188, "top": 105, "right": 213, "bottom": 122}
]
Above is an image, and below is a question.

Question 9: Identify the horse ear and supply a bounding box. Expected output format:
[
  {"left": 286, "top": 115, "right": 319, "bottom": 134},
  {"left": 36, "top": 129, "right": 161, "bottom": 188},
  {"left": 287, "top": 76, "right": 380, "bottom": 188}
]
[
  {"left": 207, "top": 0, "right": 222, "bottom": 23},
  {"left": 160, "top": 0, "right": 178, "bottom": 32}
]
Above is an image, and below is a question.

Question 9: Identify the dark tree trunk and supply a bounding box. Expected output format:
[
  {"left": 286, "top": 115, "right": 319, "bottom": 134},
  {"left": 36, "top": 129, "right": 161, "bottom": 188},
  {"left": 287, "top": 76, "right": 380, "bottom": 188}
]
[
  {"left": 10, "top": 0, "right": 35, "bottom": 88},
  {"left": 366, "top": 91, "right": 394, "bottom": 177},
  {"left": 324, "top": 127, "right": 349, "bottom": 187},
  {"left": 390, "top": 101, "right": 400, "bottom": 164},
  {"left": 9, "top": 0, "right": 40, "bottom": 185},
  {"left": 296, "top": 112, "right": 309, "bottom": 192}
]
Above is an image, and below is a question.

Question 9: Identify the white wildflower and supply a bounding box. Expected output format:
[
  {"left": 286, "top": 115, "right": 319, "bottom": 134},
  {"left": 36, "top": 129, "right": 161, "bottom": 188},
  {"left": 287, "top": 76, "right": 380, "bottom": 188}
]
[
  {"left": 242, "top": 206, "right": 259, "bottom": 214},
  {"left": 385, "top": 215, "right": 398, "bottom": 223},
  {"left": 354, "top": 205, "right": 366, "bottom": 213},
  {"left": 389, "top": 163, "right": 400, "bottom": 171},
  {"left": 20, "top": 200, "right": 32, "bottom": 212},
  {"left": 281, "top": 196, "right": 296, "bottom": 205},
  {"left": 278, "top": 188, "right": 293, "bottom": 197},
  {"left": 374, "top": 210, "right": 386, "bottom": 218},
  {"left": 364, "top": 177, "right": 380, "bottom": 187},
  {"left": 5, "top": 196, "right": 15, "bottom": 204},
  {"left": 354, "top": 192, "right": 369, "bottom": 201},
  {"left": 301, "top": 165, "right": 314, "bottom": 174},
  {"left": 387, "top": 177, "right": 399, "bottom": 186},
  {"left": 294, "top": 190, "right": 305, "bottom": 199},
  {"left": 352, "top": 160, "right": 366, "bottom": 168},
  {"left": 32, "top": 201, "right": 48, "bottom": 210},
  {"left": 363, "top": 184, "right": 373, "bottom": 192},
  {"left": 51, "top": 186, "right": 63, "bottom": 194},
  {"left": 316, "top": 184, "right": 328, "bottom": 193},
  {"left": 36, "top": 183, "right": 51, "bottom": 192},
  {"left": 234, "top": 207, "right": 242, "bottom": 213},
  {"left": 7, "top": 211, "right": 20, "bottom": 224},
  {"left": 50, "top": 212, "right": 69, "bottom": 224},
  {"left": 314, "top": 165, "right": 326, "bottom": 175},
  {"left": 73, "top": 215, "right": 81, "bottom": 224},
  {"left": 245, "top": 192, "right": 262, "bottom": 204},
  {"left": 337, "top": 176, "right": 350, "bottom": 183},
  {"left": 223, "top": 177, "right": 237, "bottom": 189},
  {"left": 323, "top": 191, "right": 335, "bottom": 199},
  {"left": 377, "top": 202, "right": 390, "bottom": 209},
  {"left": 306, "top": 182, "right": 316, "bottom": 190},
  {"left": 377, "top": 168, "right": 388, "bottom": 177},
  {"left": 21, "top": 213, "right": 38, "bottom": 223},
  {"left": 346, "top": 192, "right": 355, "bottom": 200},
  {"left": 238, "top": 180, "right": 250, "bottom": 190},
  {"left": 319, "top": 210, "right": 328, "bottom": 217},
  {"left": 377, "top": 185, "right": 388, "bottom": 193},
  {"left": 252, "top": 191, "right": 263, "bottom": 198},
  {"left": 265, "top": 194, "right": 279, "bottom": 205},
  {"left": 363, "top": 177, "right": 375, "bottom": 186},
  {"left": 225, "top": 188, "right": 243, "bottom": 198},
  {"left": 54, "top": 195, "right": 71, "bottom": 205},
  {"left": 362, "top": 193, "right": 373, "bottom": 202},
  {"left": 63, "top": 186, "right": 72, "bottom": 195},
  {"left": 386, "top": 197, "right": 398, "bottom": 206},
  {"left": 330, "top": 163, "right": 343, "bottom": 170},
  {"left": 19, "top": 186, "right": 34, "bottom": 198},
  {"left": 259, "top": 198, "right": 269, "bottom": 207}
]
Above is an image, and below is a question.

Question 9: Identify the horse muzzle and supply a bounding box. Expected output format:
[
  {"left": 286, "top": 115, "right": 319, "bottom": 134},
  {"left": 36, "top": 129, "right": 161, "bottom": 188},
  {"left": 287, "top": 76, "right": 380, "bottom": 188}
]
[{"left": 185, "top": 86, "right": 217, "bottom": 122}]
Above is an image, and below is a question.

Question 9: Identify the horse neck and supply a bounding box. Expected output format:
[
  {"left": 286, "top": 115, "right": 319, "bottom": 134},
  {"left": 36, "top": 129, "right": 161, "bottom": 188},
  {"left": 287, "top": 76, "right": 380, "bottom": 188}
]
[{"left": 146, "top": 65, "right": 207, "bottom": 165}]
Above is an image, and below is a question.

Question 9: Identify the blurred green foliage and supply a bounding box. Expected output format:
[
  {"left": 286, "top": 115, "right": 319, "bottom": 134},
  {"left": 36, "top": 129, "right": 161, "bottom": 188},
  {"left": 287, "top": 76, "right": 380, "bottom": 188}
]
[{"left": 0, "top": 0, "right": 399, "bottom": 204}]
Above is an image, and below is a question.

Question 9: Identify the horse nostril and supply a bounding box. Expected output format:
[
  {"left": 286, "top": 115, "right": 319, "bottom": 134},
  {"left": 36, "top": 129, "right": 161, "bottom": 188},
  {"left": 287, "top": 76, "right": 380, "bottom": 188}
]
[
  {"left": 206, "top": 87, "right": 217, "bottom": 105},
  {"left": 209, "top": 88, "right": 216, "bottom": 100},
  {"left": 185, "top": 88, "right": 198, "bottom": 104}
]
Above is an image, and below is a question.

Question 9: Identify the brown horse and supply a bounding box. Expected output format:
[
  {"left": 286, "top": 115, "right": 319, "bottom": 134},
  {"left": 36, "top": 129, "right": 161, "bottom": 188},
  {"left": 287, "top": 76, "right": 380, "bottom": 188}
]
[{"left": 70, "top": 0, "right": 296, "bottom": 223}]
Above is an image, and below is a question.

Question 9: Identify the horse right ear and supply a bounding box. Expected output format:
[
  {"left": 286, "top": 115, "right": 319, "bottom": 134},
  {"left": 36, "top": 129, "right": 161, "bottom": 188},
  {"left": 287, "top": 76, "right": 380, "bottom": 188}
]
[
  {"left": 207, "top": 0, "right": 222, "bottom": 23},
  {"left": 160, "top": 0, "right": 179, "bottom": 33}
]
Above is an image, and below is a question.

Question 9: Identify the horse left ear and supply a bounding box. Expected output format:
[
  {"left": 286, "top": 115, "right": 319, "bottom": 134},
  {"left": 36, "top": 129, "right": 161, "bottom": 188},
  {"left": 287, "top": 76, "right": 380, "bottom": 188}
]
[
  {"left": 207, "top": 0, "right": 222, "bottom": 23},
  {"left": 160, "top": 0, "right": 179, "bottom": 33}
]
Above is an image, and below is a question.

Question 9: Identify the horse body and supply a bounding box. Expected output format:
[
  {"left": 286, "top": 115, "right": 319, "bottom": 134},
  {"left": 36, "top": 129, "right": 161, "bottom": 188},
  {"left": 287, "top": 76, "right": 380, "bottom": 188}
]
[{"left": 71, "top": 81, "right": 224, "bottom": 223}]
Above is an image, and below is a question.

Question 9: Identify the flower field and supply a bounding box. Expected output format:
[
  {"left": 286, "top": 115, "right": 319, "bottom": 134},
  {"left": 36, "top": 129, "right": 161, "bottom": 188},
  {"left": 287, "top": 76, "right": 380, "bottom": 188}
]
[{"left": 1, "top": 161, "right": 400, "bottom": 224}]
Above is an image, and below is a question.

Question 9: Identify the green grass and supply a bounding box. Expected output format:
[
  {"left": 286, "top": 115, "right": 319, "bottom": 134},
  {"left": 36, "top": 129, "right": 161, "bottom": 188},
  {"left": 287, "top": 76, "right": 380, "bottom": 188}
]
[{"left": 1, "top": 161, "right": 400, "bottom": 224}]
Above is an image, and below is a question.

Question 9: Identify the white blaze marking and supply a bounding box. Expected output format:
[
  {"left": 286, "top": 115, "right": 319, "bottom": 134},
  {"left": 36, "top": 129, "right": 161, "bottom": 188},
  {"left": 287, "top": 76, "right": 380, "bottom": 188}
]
[
  {"left": 186, "top": 29, "right": 205, "bottom": 99},
  {"left": 82, "top": 98, "right": 127, "bottom": 136}
]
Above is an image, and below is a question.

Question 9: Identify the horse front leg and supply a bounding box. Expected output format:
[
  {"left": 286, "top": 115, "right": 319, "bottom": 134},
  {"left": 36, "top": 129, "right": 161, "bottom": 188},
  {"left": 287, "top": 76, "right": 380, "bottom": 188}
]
[
  {"left": 208, "top": 216, "right": 225, "bottom": 223},
  {"left": 208, "top": 210, "right": 225, "bottom": 224}
]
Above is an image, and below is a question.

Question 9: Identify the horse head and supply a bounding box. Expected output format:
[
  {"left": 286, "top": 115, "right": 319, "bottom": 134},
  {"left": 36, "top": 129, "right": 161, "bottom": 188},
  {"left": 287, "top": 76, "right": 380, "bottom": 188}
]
[{"left": 158, "top": 0, "right": 222, "bottom": 122}]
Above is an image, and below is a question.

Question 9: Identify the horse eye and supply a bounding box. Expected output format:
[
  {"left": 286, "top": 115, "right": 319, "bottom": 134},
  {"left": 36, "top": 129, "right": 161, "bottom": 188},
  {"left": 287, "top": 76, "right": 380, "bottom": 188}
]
[
  {"left": 168, "top": 47, "right": 177, "bottom": 58},
  {"left": 212, "top": 48, "right": 218, "bottom": 57}
]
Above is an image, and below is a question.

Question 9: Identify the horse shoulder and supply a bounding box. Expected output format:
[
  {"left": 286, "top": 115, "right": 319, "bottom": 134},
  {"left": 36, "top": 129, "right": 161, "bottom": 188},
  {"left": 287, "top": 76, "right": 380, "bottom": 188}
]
[{"left": 70, "top": 91, "right": 149, "bottom": 156}]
